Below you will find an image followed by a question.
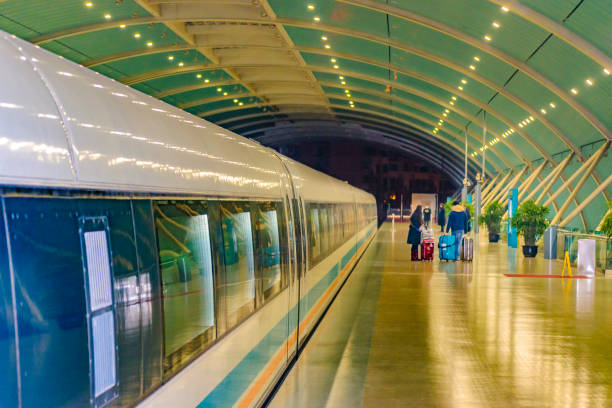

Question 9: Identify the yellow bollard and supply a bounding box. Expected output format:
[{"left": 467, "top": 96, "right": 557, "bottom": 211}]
[{"left": 561, "top": 250, "right": 573, "bottom": 277}]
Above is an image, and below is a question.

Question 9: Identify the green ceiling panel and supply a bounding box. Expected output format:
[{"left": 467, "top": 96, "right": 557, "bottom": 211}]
[
  {"left": 139, "top": 70, "right": 233, "bottom": 93},
  {"left": 565, "top": 0, "right": 612, "bottom": 58},
  {"left": 0, "top": 0, "right": 149, "bottom": 39},
  {"left": 207, "top": 107, "right": 273, "bottom": 123},
  {"left": 103, "top": 50, "right": 210, "bottom": 79},
  {"left": 167, "top": 85, "right": 250, "bottom": 106},
  {"left": 187, "top": 97, "right": 262, "bottom": 117},
  {"left": 302, "top": 52, "right": 390, "bottom": 79},
  {"left": 503, "top": 72, "right": 602, "bottom": 147}
]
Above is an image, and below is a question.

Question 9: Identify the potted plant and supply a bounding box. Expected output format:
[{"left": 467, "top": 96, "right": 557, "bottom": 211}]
[
  {"left": 510, "top": 200, "right": 550, "bottom": 257},
  {"left": 478, "top": 201, "right": 505, "bottom": 242}
]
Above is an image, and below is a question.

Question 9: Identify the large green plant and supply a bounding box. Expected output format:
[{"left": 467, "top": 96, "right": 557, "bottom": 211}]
[
  {"left": 478, "top": 201, "right": 505, "bottom": 234},
  {"left": 510, "top": 200, "right": 550, "bottom": 246},
  {"left": 601, "top": 200, "right": 612, "bottom": 238}
]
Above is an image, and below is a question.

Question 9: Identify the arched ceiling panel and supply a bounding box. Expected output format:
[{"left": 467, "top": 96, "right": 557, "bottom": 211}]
[{"left": 0, "top": 0, "right": 610, "bottom": 188}]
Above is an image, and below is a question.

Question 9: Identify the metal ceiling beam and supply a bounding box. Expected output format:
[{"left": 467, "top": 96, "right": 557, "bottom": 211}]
[
  {"left": 178, "top": 80, "right": 513, "bottom": 169},
  {"left": 487, "top": 0, "right": 612, "bottom": 73},
  {"left": 195, "top": 99, "right": 492, "bottom": 176},
  {"left": 32, "top": 14, "right": 611, "bottom": 148}
]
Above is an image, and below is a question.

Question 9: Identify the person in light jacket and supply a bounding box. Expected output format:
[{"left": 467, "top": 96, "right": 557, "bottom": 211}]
[
  {"left": 445, "top": 201, "right": 468, "bottom": 261},
  {"left": 407, "top": 205, "right": 423, "bottom": 261}
]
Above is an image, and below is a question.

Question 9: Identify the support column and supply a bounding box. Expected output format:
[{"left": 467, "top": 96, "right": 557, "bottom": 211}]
[
  {"left": 549, "top": 142, "right": 610, "bottom": 226},
  {"left": 517, "top": 160, "right": 547, "bottom": 201},
  {"left": 490, "top": 167, "right": 527, "bottom": 206},
  {"left": 474, "top": 174, "right": 482, "bottom": 233},
  {"left": 462, "top": 126, "right": 469, "bottom": 203},
  {"left": 559, "top": 173, "right": 612, "bottom": 227},
  {"left": 481, "top": 172, "right": 501, "bottom": 198},
  {"left": 525, "top": 154, "right": 573, "bottom": 203},
  {"left": 483, "top": 171, "right": 513, "bottom": 206}
]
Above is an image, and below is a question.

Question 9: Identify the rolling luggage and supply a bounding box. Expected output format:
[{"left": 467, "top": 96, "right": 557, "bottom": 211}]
[
  {"left": 421, "top": 242, "right": 434, "bottom": 261},
  {"left": 438, "top": 235, "right": 456, "bottom": 261},
  {"left": 462, "top": 237, "right": 473, "bottom": 261}
]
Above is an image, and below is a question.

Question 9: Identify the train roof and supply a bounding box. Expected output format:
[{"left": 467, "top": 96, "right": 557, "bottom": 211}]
[{"left": 0, "top": 31, "right": 373, "bottom": 204}]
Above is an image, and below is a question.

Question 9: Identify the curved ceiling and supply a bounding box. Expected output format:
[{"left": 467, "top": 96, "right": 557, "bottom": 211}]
[{"left": 0, "top": 0, "right": 610, "bottom": 183}]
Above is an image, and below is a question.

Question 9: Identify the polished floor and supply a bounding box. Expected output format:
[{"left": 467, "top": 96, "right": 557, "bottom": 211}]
[{"left": 269, "top": 222, "right": 612, "bottom": 407}]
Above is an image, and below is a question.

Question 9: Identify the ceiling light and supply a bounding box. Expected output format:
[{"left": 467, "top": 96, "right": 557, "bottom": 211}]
[
  {"left": 492, "top": 21, "right": 500, "bottom": 28},
  {"left": 307, "top": 4, "right": 315, "bottom": 10},
  {"left": 168, "top": 55, "right": 174, "bottom": 61},
  {"left": 334, "top": 65, "right": 339, "bottom": 69},
  {"left": 119, "top": 24, "right": 126, "bottom": 29},
  {"left": 549, "top": 102, "right": 556, "bottom": 108},
  {"left": 473, "top": 56, "right": 480, "bottom": 62},
  {"left": 540, "top": 108, "right": 547, "bottom": 114},
  {"left": 178, "top": 62, "right": 184, "bottom": 67},
  {"left": 484, "top": 35, "right": 492, "bottom": 41},
  {"left": 518, "top": 123, "right": 523, "bottom": 128},
  {"left": 331, "top": 58, "right": 336, "bottom": 63},
  {"left": 324, "top": 44, "right": 331, "bottom": 49},
  {"left": 341, "top": 81, "right": 346, "bottom": 85},
  {"left": 217, "top": 88, "right": 222, "bottom": 92},
  {"left": 345, "top": 89, "right": 350, "bottom": 93},
  {"left": 85, "top": 1, "right": 93, "bottom": 7},
  {"left": 146, "top": 41, "right": 153, "bottom": 47},
  {"left": 133, "top": 32, "right": 141, "bottom": 39},
  {"left": 451, "top": 96, "right": 457, "bottom": 100},
  {"left": 449, "top": 101, "right": 454, "bottom": 105},
  {"left": 585, "top": 78, "right": 594, "bottom": 86},
  {"left": 434, "top": 128, "right": 439, "bottom": 131},
  {"left": 196, "top": 74, "right": 202, "bottom": 78},
  {"left": 223, "top": 92, "right": 228, "bottom": 96},
  {"left": 443, "top": 113, "right": 447, "bottom": 117},
  {"left": 604, "top": 68, "right": 610, "bottom": 75},
  {"left": 570, "top": 88, "right": 578, "bottom": 94},
  {"left": 444, "top": 109, "right": 449, "bottom": 113},
  {"left": 501, "top": 6, "right": 509, "bottom": 12},
  {"left": 233, "top": 99, "right": 238, "bottom": 103},
  {"left": 239, "top": 102, "right": 244, "bottom": 106},
  {"left": 321, "top": 36, "right": 328, "bottom": 41},
  {"left": 529, "top": 116, "right": 534, "bottom": 120},
  {"left": 339, "top": 76, "right": 344, "bottom": 79},
  {"left": 347, "top": 94, "right": 351, "bottom": 97},
  {"left": 204, "top": 79, "right": 209, "bottom": 83},
  {"left": 314, "top": 16, "right": 320, "bottom": 22},
  {"left": 458, "top": 86, "right": 463, "bottom": 90},
  {"left": 469, "top": 65, "right": 476, "bottom": 70},
  {"left": 104, "top": 13, "right": 111, "bottom": 19},
  {"left": 461, "top": 79, "right": 467, "bottom": 84}
]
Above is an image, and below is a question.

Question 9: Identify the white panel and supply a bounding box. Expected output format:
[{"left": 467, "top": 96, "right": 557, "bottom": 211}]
[
  {"left": 84, "top": 230, "right": 113, "bottom": 312},
  {"left": 0, "top": 33, "right": 74, "bottom": 185},
  {"left": 92, "top": 311, "right": 117, "bottom": 397}
]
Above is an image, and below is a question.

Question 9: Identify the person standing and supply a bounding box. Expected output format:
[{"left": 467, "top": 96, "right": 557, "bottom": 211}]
[
  {"left": 407, "top": 205, "right": 423, "bottom": 261},
  {"left": 445, "top": 201, "right": 468, "bottom": 261},
  {"left": 423, "top": 206, "right": 431, "bottom": 228},
  {"left": 437, "top": 203, "right": 446, "bottom": 232}
]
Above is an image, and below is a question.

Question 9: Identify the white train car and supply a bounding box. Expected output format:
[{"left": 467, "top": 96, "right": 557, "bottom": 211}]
[{"left": 0, "top": 31, "right": 377, "bottom": 408}]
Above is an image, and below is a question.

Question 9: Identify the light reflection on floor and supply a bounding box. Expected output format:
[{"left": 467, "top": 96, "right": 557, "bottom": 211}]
[{"left": 270, "top": 222, "right": 612, "bottom": 408}]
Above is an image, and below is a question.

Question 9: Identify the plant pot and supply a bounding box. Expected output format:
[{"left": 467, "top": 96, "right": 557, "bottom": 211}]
[
  {"left": 488, "top": 232, "right": 500, "bottom": 242},
  {"left": 522, "top": 245, "right": 538, "bottom": 257}
]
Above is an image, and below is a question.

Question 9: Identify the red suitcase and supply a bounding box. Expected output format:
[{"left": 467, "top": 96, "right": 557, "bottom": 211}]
[{"left": 421, "top": 242, "right": 434, "bottom": 261}]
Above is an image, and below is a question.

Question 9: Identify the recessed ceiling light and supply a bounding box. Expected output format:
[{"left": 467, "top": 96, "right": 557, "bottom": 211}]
[
  {"left": 217, "top": 88, "right": 222, "bottom": 92},
  {"left": 233, "top": 99, "right": 238, "bottom": 103},
  {"left": 469, "top": 65, "right": 476, "bottom": 70},
  {"left": 85, "top": 1, "right": 93, "bottom": 7},
  {"left": 341, "top": 81, "right": 346, "bottom": 85},
  {"left": 331, "top": 58, "right": 336, "bottom": 63},
  {"left": 104, "top": 13, "right": 111, "bottom": 19},
  {"left": 461, "top": 79, "right": 467, "bottom": 84},
  {"left": 146, "top": 41, "right": 153, "bottom": 47},
  {"left": 223, "top": 92, "right": 228, "bottom": 96},
  {"left": 451, "top": 96, "right": 457, "bottom": 100},
  {"left": 449, "top": 101, "right": 454, "bottom": 105},
  {"left": 347, "top": 94, "right": 351, "bottom": 97},
  {"left": 239, "top": 102, "right": 244, "bottom": 106},
  {"left": 585, "top": 78, "right": 594, "bottom": 86},
  {"left": 549, "top": 102, "right": 556, "bottom": 108},
  {"left": 529, "top": 116, "right": 534, "bottom": 120},
  {"left": 119, "top": 24, "right": 126, "bottom": 29},
  {"left": 307, "top": 4, "right": 315, "bottom": 10},
  {"left": 458, "top": 86, "right": 463, "bottom": 90},
  {"left": 334, "top": 65, "right": 339, "bottom": 69},
  {"left": 196, "top": 74, "right": 202, "bottom": 78},
  {"left": 321, "top": 36, "right": 328, "bottom": 41},
  {"left": 492, "top": 21, "right": 500, "bottom": 28},
  {"left": 518, "top": 123, "right": 523, "bottom": 128},
  {"left": 484, "top": 35, "right": 492, "bottom": 41},
  {"left": 339, "top": 76, "right": 344, "bottom": 79},
  {"left": 473, "top": 56, "right": 480, "bottom": 62},
  {"left": 501, "top": 6, "right": 509, "bottom": 12},
  {"left": 314, "top": 16, "right": 320, "bottom": 22},
  {"left": 345, "top": 89, "right": 349, "bottom": 93},
  {"left": 168, "top": 55, "right": 174, "bottom": 61},
  {"left": 540, "top": 108, "right": 547, "bottom": 114},
  {"left": 604, "top": 68, "right": 610, "bottom": 75},
  {"left": 178, "top": 62, "right": 184, "bottom": 67},
  {"left": 444, "top": 109, "right": 449, "bottom": 113},
  {"left": 133, "top": 32, "right": 141, "bottom": 38},
  {"left": 204, "top": 79, "right": 210, "bottom": 83},
  {"left": 324, "top": 44, "right": 331, "bottom": 49},
  {"left": 443, "top": 113, "right": 447, "bottom": 117},
  {"left": 570, "top": 88, "right": 578, "bottom": 94}
]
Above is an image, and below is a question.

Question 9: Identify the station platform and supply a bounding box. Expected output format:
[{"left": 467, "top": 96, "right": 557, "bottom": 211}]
[{"left": 269, "top": 222, "right": 612, "bottom": 407}]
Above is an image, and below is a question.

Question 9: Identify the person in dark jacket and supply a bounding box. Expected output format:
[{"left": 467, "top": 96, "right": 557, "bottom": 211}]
[
  {"left": 445, "top": 201, "right": 468, "bottom": 261},
  {"left": 407, "top": 205, "right": 423, "bottom": 261},
  {"left": 423, "top": 206, "right": 432, "bottom": 228},
  {"left": 437, "top": 203, "right": 446, "bottom": 232}
]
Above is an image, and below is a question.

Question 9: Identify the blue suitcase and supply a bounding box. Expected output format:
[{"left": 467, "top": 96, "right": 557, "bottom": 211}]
[{"left": 438, "top": 235, "right": 456, "bottom": 261}]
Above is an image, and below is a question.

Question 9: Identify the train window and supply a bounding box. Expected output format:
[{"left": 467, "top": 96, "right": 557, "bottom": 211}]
[
  {"left": 219, "top": 201, "right": 256, "bottom": 328},
  {"left": 319, "top": 206, "right": 330, "bottom": 257},
  {"left": 153, "top": 200, "right": 216, "bottom": 376},
  {"left": 308, "top": 205, "right": 321, "bottom": 264},
  {"left": 254, "top": 201, "right": 286, "bottom": 302}
]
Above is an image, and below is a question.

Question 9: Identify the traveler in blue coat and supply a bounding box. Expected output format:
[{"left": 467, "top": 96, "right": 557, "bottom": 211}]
[{"left": 445, "top": 201, "right": 468, "bottom": 261}]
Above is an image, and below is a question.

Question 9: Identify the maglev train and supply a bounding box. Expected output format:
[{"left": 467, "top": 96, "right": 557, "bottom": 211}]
[{"left": 0, "top": 31, "right": 377, "bottom": 407}]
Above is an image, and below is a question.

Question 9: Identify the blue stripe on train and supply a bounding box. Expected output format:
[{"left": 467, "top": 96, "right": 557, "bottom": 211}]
[{"left": 198, "top": 226, "right": 375, "bottom": 407}]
